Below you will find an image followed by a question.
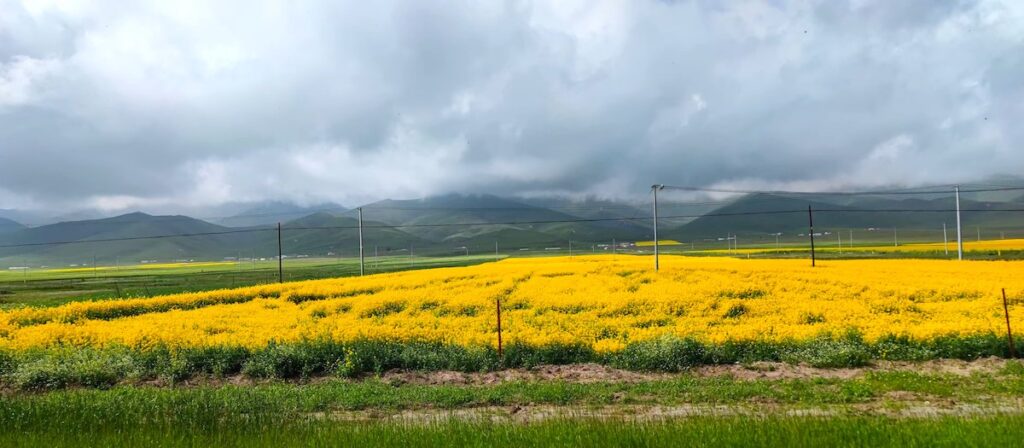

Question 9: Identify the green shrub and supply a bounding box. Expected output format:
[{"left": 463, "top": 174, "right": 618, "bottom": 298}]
[
  {"left": 781, "top": 334, "right": 871, "bottom": 368},
  {"left": 612, "top": 335, "right": 706, "bottom": 371}
]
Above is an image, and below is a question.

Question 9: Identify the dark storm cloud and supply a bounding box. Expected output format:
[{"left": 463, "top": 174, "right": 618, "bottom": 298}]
[{"left": 0, "top": 0, "right": 1021, "bottom": 211}]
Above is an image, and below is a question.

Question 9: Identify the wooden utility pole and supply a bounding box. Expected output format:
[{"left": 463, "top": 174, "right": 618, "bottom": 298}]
[
  {"left": 808, "top": 206, "right": 816, "bottom": 267},
  {"left": 1004, "top": 289, "right": 1017, "bottom": 358},
  {"left": 277, "top": 222, "right": 283, "bottom": 283}
]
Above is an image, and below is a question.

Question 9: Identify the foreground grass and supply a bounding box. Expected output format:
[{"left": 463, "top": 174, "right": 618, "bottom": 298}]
[
  {"left": 4, "top": 366, "right": 1024, "bottom": 447},
  {"left": 2, "top": 332, "right": 1016, "bottom": 391},
  {"left": 6, "top": 416, "right": 1024, "bottom": 448}
]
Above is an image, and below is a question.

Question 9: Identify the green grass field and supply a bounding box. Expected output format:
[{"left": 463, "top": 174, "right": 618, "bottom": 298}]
[
  {"left": 4, "top": 364, "right": 1024, "bottom": 447},
  {"left": 0, "top": 255, "right": 501, "bottom": 308}
]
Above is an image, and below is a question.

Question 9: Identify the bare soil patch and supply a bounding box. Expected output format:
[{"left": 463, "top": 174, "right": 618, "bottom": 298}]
[
  {"left": 376, "top": 357, "right": 1014, "bottom": 386},
  {"left": 316, "top": 398, "right": 1024, "bottom": 424}
]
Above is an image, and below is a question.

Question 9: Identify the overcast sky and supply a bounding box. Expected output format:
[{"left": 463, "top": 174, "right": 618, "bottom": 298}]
[{"left": 1, "top": 0, "right": 1023, "bottom": 212}]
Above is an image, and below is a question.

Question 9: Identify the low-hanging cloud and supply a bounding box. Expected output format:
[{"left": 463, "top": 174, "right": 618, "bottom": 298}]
[{"left": 1, "top": 0, "right": 1022, "bottom": 212}]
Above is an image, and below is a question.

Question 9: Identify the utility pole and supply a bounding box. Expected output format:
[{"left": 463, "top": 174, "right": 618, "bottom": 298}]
[
  {"left": 955, "top": 185, "right": 963, "bottom": 260},
  {"left": 775, "top": 233, "right": 780, "bottom": 249},
  {"left": 943, "top": 222, "right": 949, "bottom": 256},
  {"left": 358, "top": 207, "right": 365, "bottom": 276},
  {"left": 277, "top": 222, "right": 283, "bottom": 283},
  {"left": 808, "top": 205, "right": 816, "bottom": 267},
  {"left": 893, "top": 228, "right": 898, "bottom": 247},
  {"left": 652, "top": 184, "right": 664, "bottom": 271}
]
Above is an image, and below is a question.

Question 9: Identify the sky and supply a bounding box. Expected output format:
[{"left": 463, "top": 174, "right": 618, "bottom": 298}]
[{"left": 1, "top": 0, "right": 1023, "bottom": 214}]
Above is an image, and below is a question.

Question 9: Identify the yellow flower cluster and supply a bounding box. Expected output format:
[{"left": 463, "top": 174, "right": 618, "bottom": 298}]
[
  {"left": 0, "top": 256, "right": 1020, "bottom": 353},
  {"left": 34, "top": 261, "right": 237, "bottom": 275},
  {"left": 703, "top": 238, "right": 1024, "bottom": 255}
]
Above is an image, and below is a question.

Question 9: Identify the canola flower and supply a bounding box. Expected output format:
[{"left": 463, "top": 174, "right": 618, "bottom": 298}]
[
  {"left": 0, "top": 255, "right": 1021, "bottom": 353},
  {"left": 635, "top": 240, "right": 682, "bottom": 247},
  {"left": 30, "top": 261, "right": 238, "bottom": 275},
  {"left": 697, "top": 238, "right": 1024, "bottom": 255}
]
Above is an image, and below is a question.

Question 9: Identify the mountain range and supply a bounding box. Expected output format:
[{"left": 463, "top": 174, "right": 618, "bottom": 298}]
[{"left": 1, "top": 186, "right": 1022, "bottom": 265}]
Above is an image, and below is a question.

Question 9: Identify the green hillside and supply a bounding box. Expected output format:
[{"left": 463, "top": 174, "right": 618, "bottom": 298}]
[
  {"left": 0, "top": 217, "right": 24, "bottom": 234},
  {"left": 0, "top": 213, "right": 247, "bottom": 264},
  {"left": 350, "top": 194, "right": 649, "bottom": 245},
  {"left": 666, "top": 193, "right": 1024, "bottom": 240}
]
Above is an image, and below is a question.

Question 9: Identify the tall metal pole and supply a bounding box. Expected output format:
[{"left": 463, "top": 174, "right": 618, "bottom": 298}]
[
  {"left": 808, "top": 205, "right": 816, "bottom": 267},
  {"left": 652, "top": 184, "right": 663, "bottom": 271},
  {"left": 955, "top": 185, "right": 963, "bottom": 260},
  {"left": 277, "top": 222, "right": 283, "bottom": 283},
  {"left": 358, "top": 207, "right": 365, "bottom": 275},
  {"left": 943, "top": 222, "right": 948, "bottom": 256}
]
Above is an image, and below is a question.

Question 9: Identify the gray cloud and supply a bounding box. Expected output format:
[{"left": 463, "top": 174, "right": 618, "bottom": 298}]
[{"left": 1, "top": 0, "right": 1022, "bottom": 212}]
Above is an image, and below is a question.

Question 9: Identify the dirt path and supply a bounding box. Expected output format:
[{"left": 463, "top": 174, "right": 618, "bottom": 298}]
[
  {"left": 316, "top": 398, "right": 1024, "bottom": 423},
  {"left": 376, "top": 357, "right": 1011, "bottom": 386}
]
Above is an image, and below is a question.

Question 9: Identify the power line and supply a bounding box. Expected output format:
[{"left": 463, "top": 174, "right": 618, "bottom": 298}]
[{"left": 660, "top": 185, "right": 1024, "bottom": 196}]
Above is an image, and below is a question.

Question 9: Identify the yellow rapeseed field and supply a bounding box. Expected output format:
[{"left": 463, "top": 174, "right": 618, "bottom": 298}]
[
  {"left": 35, "top": 261, "right": 237, "bottom": 274},
  {"left": 699, "top": 238, "right": 1024, "bottom": 255},
  {"left": 0, "top": 255, "right": 1021, "bottom": 353}
]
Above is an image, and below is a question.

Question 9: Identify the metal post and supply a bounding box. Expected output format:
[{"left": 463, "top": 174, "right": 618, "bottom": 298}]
[
  {"left": 652, "top": 184, "right": 663, "bottom": 271},
  {"left": 943, "top": 222, "right": 949, "bottom": 256},
  {"left": 358, "top": 207, "right": 365, "bottom": 275},
  {"left": 808, "top": 205, "right": 816, "bottom": 267},
  {"left": 277, "top": 222, "right": 283, "bottom": 283},
  {"left": 955, "top": 186, "right": 963, "bottom": 260}
]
